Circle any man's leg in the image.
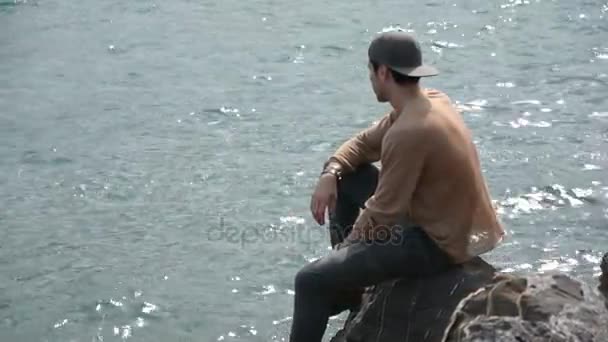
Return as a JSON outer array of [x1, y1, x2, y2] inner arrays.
[[289, 226, 452, 342], [329, 164, 379, 247]]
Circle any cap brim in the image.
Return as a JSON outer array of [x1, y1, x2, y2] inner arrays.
[[391, 64, 439, 77]]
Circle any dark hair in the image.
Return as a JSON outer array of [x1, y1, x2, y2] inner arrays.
[[370, 60, 420, 85]]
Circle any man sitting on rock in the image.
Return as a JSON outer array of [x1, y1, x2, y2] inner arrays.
[[289, 31, 505, 342]]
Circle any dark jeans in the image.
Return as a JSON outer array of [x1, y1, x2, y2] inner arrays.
[[289, 164, 453, 342]]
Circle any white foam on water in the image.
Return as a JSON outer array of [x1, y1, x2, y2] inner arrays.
[[135, 317, 145, 328], [496, 82, 516, 88], [509, 118, 551, 128], [258, 285, 277, 295], [512, 99, 542, 105], [272, 316, 292, 325], [53, 319, 68, 329], [538, 258, 578, 273], [141, 302, 157, 314], [121, 325, 132, 339], [109, 299, 123, 307], [433, 40, 462, 48], [582, 254, 601, 264], [280, 216, 305, 225], [583, 164, 602, 171], [466, 99, 488, 107], [539, 260, 560, 272], [378, 25, 413, 33]]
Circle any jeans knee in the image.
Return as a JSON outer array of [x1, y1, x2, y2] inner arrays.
[[294, 265, 324, 293]]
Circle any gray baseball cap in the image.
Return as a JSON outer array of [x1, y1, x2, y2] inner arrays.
[[368, 31, 439, 77]]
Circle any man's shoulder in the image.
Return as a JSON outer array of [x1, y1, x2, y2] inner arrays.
[[384, 118, 435, 147], [425, 87, 453, 101]]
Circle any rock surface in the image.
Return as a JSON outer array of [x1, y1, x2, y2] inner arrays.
[[600, 252, 608, 298], [330, 257, 496, 342], [443, 272, 608, 342], [331, 254, 608, 342]]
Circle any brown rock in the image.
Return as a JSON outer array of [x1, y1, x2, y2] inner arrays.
[[443, 272, 608, 342], [600, 252, 608, 297]]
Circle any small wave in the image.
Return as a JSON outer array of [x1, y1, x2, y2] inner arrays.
[[378, 25, 414, 33], [202, 106, 241, 123], [252, 75, 272, 81], [500, 0, 530, 9], [456, 99, 488, 112], [581, 253, 601, 264], [217, 325, 259, 340], [496, 82, 516, 88], [592, 47, 608, 60], [114, 325, 132, 339], [583, 164, 602, 171], [84, 292, 159, 340], [53, 319, 68, 329], [502, 252, 605, 278], [321, 45, 351, 52], [141, 302, 157, 314], [272, 316, 292, 325], [509, 117, 552, 128], [500, 263, 532, 273], [511, 99, 542, 106], [202, 106, 240, 115], [432, 40, 462, 49], [426, 21, 458, 35], [256, 284, 277, 296], [538, 258, 578, 273], [467, 99, 489, 107], [279, 216, 305, 225], [495, 184, 598, 217]]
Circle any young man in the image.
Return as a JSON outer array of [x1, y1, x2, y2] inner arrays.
[[289, 31, 505, 342]]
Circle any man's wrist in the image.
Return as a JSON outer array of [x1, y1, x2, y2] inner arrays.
[[321, 160, 343, 180]]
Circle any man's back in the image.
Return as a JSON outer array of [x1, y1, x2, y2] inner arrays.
[[383, 88, 504, 263]]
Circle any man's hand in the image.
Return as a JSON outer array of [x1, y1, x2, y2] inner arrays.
[[310, 173, 338, 225]]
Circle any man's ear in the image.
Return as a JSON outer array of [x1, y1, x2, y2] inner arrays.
[[378, 65, 389, 81]]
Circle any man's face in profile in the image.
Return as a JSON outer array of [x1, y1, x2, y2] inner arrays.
[[368, 62, 388, 103]]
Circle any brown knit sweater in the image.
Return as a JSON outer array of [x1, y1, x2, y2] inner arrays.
[[329, 88, 505, 264]]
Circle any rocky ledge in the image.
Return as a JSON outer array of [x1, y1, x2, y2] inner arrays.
[[331, 253, 608, 342]]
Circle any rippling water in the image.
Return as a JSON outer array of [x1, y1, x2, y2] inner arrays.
[[1, 0, 607, 341]]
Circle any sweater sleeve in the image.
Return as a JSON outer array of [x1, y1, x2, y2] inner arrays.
[[328, 111, 394, 173], [349, 126, 429, 240]]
